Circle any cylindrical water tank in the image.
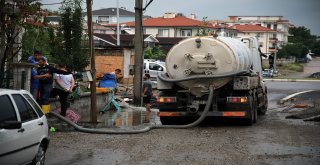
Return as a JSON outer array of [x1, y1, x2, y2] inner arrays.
[[165, 36, 253, 97]]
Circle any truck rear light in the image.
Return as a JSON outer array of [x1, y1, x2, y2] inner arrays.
[[223, 112, 246, 117], [157, 97, 176, 103], [159, 112, 181, 117], [227, 97, 248, 103]]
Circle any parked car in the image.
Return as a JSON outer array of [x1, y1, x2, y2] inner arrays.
[[144, 59, 166, 81], [262, 69, 274, 77], [0, 89, 49, 165], [262, 69, 278, 77]]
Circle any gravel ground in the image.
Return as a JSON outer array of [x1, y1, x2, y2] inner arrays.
[[46, 83, 320, 165]]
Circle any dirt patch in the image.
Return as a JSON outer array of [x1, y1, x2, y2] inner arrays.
[[286, 107, 320, 120]]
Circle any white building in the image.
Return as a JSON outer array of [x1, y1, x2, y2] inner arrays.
[[228, 16, 290, 43], [106, 13, 238, 38], [217, 16, 292, 55], [232, 25, 277, 55]]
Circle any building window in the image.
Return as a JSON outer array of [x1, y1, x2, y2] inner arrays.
[[256, 33, 261, 37], [180, 29, 192, 37], [273, 24, 277, 30], [110, 16, 117, 23], [98, 16, 109, 24], [158, 29, 169, 37], [267, 24, 271, 29]]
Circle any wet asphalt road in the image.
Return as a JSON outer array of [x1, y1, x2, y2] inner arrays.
[[46, 81, 320, 165]]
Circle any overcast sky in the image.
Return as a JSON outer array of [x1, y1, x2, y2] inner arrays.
[[42, 0, 320, 35]]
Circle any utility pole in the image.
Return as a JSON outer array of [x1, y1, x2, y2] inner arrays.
[[274, 39, 278, 71], [116, 0, 120, 46], [133, 0, 143, 106], [86, 0, 97, 123]]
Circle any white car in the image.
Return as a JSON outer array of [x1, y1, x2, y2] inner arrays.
[[0, 89, 49, 165], [144, 59, 166, 81]]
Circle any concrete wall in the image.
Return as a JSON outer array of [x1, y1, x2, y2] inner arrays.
[[50, 91, 114, 122], [10, 63, 34, 91]]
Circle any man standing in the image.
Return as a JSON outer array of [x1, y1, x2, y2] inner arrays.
[[30, 67, 39, 99], [115, 69, 123, 83], [34, 58, 53, 106], [52, 63, 75, 117], [34, 58, 71, 107], [27, 50, 48, 64], [142, 74, 153, 112], [269, 53, 274, 70]]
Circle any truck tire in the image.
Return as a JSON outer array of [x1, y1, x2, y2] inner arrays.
[[258, 94, 268, 115], [244, 95, 256, 126], [253, 94, 258, 123]]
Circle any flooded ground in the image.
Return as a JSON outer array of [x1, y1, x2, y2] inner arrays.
[[46, 81, 320, 165], [90, 109, 160, 128]]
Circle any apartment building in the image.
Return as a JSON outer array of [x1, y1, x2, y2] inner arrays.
[[106, 13, 238, 38], [222, 16, 292, 53], [232, 25, 277, 55], [83, 7, 136, 25]]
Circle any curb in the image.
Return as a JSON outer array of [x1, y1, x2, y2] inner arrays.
[[265, 79, 320, 82], [279, 90, 315, 104]]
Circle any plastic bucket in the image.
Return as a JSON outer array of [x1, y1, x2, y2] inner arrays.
[[42, 104, 51, 114]]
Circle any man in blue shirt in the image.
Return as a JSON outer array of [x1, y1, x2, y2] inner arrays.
[[27, 50, 48, 64], [30, 67, 39, 99]]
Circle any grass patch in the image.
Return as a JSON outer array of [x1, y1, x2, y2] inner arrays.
[[277, 63, 304, 75]]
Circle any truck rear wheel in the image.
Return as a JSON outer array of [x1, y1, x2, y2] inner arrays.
[[258, 94, 268, 115], [244, 94, 257, 126]]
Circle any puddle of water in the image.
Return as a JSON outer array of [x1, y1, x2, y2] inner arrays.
[[80, 109, 160, 128]]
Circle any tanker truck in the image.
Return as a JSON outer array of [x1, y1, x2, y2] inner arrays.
[[156, 36, 268, 125]]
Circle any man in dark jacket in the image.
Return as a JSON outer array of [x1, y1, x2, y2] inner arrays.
[[34, 58, 71, 106], [143, 74, 153, 112]]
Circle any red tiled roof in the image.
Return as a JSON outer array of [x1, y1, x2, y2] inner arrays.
[[106, 16, 214, 28], [232, 25, 275, 32]]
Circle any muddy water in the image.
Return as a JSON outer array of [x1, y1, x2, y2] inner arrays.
[[79, 109, 161, 128]]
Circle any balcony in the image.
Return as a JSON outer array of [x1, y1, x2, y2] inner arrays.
[[269, 47, 277, 52], [269, 38, 278, 43]]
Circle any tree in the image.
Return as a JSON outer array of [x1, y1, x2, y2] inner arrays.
[[311, 40, 320, 55], [54, 0, 89, 71], [277, 43, 308, 58], [277, 26, 319, 58], [288, 26, 316, 45], [144, 46, 165, 60], [0, 0, 40, 87], [196, 16, 210, 36], [21, 25, 51, 62]]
